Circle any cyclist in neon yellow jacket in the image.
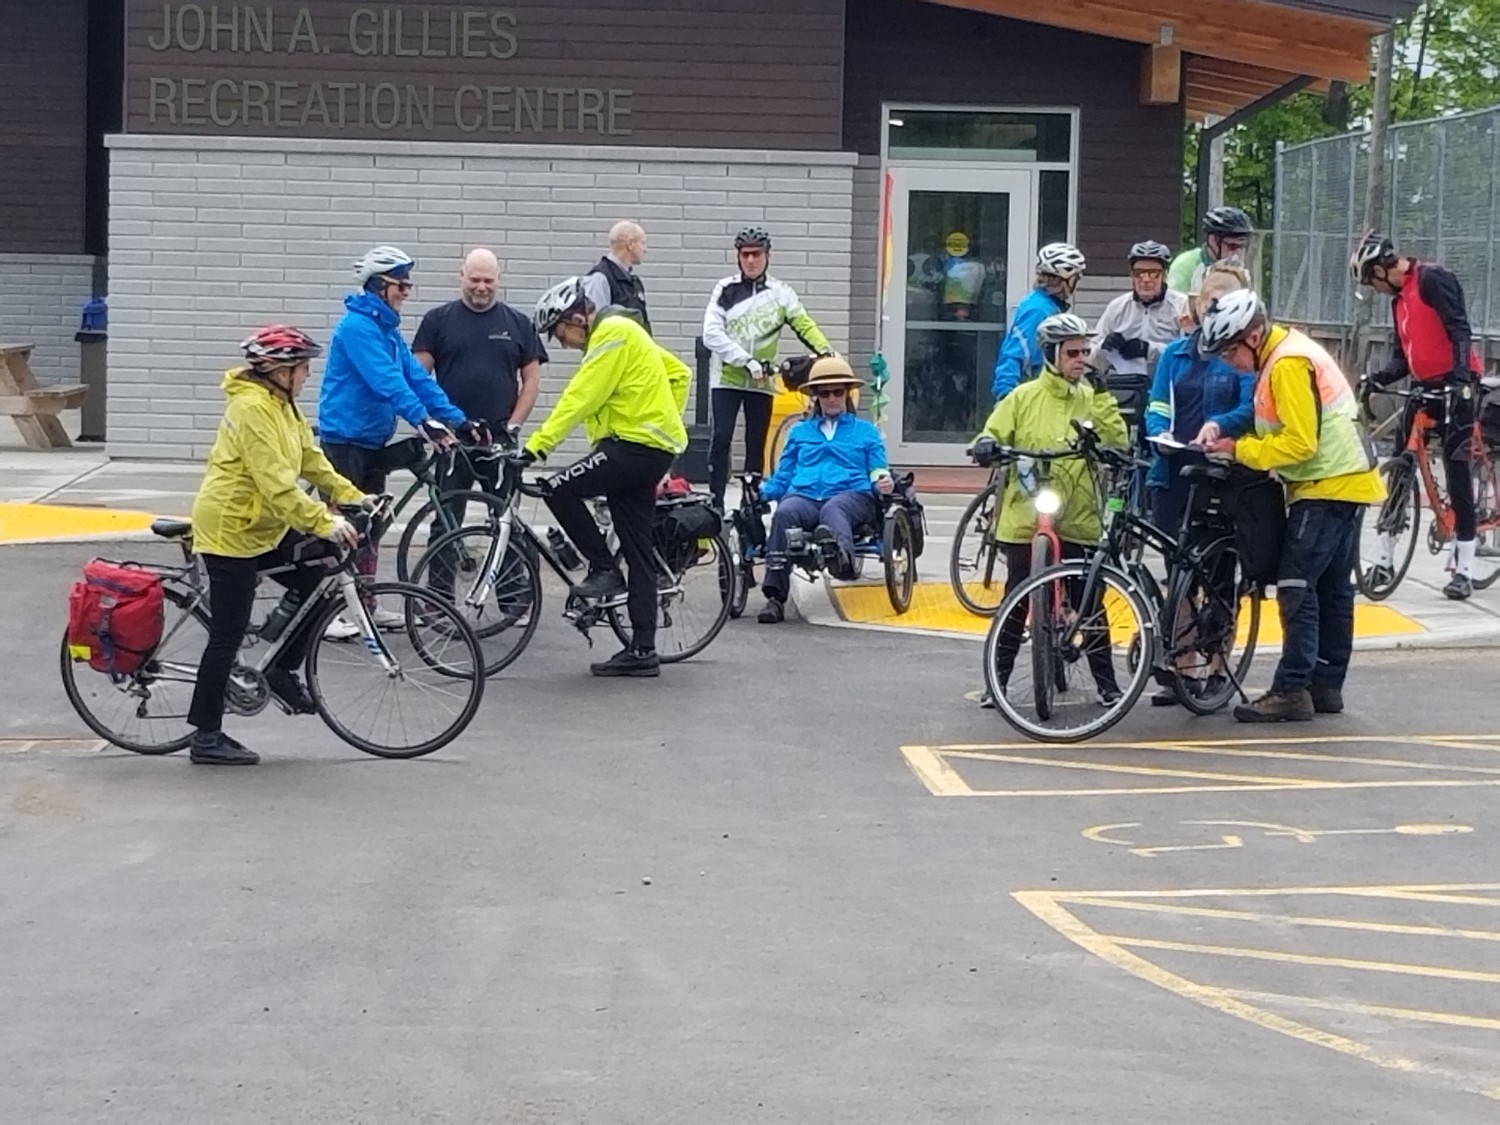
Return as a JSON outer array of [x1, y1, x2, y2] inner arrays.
[[522, 279, 689, 679]]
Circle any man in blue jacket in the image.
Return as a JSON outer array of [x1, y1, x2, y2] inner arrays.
[[756, 356, 893, 624], [318, 245, 471, 630], [992, 243, 1087, 400]]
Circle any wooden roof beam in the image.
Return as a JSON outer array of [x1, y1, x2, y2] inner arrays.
[[923, 0, 1376, 84]]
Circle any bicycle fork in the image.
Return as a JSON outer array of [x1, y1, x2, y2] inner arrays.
[[336, 572, 400, 676]]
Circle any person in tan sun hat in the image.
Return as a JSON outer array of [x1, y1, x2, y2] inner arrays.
[[755, 354, 893, 623]]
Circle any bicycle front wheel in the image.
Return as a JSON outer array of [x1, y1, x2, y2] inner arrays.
[[305, 582, 485, 758], [1356, 459, 1419, 601], [395, 491, 511, 582], [608, 533, 733, 663], [408, 525, 542, 676], [1028, 535, 1057, 721], [59, 586, 209, 754], [725, 520, 752, 620], [1162, 536, 1261, 715], [950, 483, 1006, 616], [983, 561, 1154, 743]]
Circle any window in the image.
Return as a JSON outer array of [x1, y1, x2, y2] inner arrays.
[[887, 110, 1072, 164]]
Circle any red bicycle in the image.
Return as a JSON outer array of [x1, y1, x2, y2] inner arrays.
[[1356, 382, 1500, 600]]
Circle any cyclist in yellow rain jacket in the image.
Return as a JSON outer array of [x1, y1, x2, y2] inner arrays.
[[187, 326, 368, 767], [522, 278, 690, 679], [1200, 291, 1383, 725]]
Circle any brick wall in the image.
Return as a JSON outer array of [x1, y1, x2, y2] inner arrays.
[[103, 134, 856, 460], [0, 253, 97, 384]]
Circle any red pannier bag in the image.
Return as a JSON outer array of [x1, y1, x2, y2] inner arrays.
[[66, 560, 166, 676]]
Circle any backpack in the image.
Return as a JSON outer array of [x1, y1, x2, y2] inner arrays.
[[67, 561, 166, 676]]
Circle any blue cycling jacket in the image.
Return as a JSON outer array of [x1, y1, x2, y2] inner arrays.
[[1144, 332, 1256, 490], [991, 287, 1066, 400], [762, 410, 889, 503], [318, 291, 465, 448]]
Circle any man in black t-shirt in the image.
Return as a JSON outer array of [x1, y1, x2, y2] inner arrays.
[[413, 248, 548, 513]]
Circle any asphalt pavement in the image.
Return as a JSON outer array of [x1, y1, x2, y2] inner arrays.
[[5, 540, 1500, 1122]]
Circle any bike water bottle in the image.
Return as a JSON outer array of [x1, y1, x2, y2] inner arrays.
[[258, 589, 305, 642], [548, 527, 583, 571]]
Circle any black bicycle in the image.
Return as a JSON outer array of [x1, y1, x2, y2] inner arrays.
[[61, 498, 486, 759], [984, 423, 1267, 742], [408, 452, 734, 672]]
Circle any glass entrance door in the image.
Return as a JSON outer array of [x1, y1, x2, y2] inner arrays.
[[886, 167, 1034, 462]]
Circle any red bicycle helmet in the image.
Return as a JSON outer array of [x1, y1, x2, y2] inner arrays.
[[240, 325, 322, 369]]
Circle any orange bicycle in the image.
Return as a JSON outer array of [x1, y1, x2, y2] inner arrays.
[[1356, 382, 1500, 599]]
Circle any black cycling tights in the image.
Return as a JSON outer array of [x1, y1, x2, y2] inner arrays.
[[708, 388, 774, 507], [1403, 393, 1476, 540], [544, 437, 675, 652]]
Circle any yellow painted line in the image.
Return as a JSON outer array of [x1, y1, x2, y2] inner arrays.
[[1224, 990, 1500, 1034], [0, 502, 156, 543], [1058, 895, 1500, 943], [1048, 883, 1500, 900], [899, 745, 974, 796], [939, 749, 1323, 788], [1111, 935, 1500, 986], [909, 733, 1500, 752], [957, 779, 1500, 798], [1013, 890, 1500, 1102], [832, 581, 1424, 640], [953, 742, 1500, 777]]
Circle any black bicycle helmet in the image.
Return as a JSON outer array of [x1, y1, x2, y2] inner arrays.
[[1203, 206, 1253, 237], [734, 225, 772, 251]]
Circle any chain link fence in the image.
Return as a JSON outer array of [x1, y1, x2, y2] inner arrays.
[[1274, 106, 1500, 364]]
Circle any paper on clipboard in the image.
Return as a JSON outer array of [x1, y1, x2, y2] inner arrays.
[[1102, 349, 1147, 376], [1147, 433, 1191, 451]]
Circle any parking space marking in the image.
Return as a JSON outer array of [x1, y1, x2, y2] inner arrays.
[[1082, 819, 1473, 856], [0, 737, 107, 756], [1015, 884, 1500, 1104], [901, 734, 1500, 797]]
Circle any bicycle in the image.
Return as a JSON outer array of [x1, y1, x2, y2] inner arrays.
[[1355, 381, 1500, 600], [983, 423, 1266, 743], [407, 452, 733, 671], [60, 498, 486, 759], [949, 459, 1007, 616]]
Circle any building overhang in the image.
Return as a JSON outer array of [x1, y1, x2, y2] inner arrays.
[[922, 0, 1416, 120]]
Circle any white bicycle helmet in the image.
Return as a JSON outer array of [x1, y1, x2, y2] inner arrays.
[[1128, 240, 1172, 266], [533, 277, 588, 336], [353, 245, 414, 285], [1037, 242, 1087, 281], [1198, 289, 1267, 355], [1350, 230, 1397, 285], [1036, 312, 1090, 348]]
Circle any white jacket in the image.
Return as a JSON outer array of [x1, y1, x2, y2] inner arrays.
[[1089, 289, 1191, 375]]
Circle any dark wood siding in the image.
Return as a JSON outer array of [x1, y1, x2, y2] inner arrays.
[[844, 0, 1183, 263], [0, 0, 89, 253], [124, 0, 844, 150]]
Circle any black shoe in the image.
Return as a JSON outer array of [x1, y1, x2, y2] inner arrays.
[[1309, 683, 1344, 714], [590, 646, 661, 678], [1234, 688, 1315, 723], [1444, 574, 1474, 601], [571, 567, 627, 600], [813, 525, 854, 579], [266, 668, 317, 715], [1150, 688, 1181, 707], [1098, 685, 1124, 706], [757, 598, 785, 624], [189, 731, 260, 766]]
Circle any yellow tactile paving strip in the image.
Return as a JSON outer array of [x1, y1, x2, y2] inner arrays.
[[0, 502, 157, 543], [829, 581, 1424, 642]]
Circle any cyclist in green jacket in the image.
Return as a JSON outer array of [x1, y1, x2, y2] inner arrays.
[[522, 278, 690, 678]]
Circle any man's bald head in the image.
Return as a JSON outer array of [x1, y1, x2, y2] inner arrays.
[[609, 221, 647, 267], [460, 248, 500, 310]]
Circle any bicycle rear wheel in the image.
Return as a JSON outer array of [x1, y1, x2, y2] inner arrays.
[[59, 586, 208, 754], [408, 525, 542, 676], [984, 561, 1154, 743], [305, 582, 484, 758], [608, 533, 733, 663], [1471, 455, 1500, 590], [949, 482, 1006, 616], [1355, 458, 1420, 600], [1162, 537, 1261, 715], [725, 520, 752, 619]]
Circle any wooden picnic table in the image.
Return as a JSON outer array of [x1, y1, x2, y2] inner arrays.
[[0, 343, 88, 449]]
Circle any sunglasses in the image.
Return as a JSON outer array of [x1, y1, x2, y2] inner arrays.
[[1132, 268, 1165, 279], [738, 248, 767, 258], [1061, 346, 1090, 359], [814, 387, 848, 398]]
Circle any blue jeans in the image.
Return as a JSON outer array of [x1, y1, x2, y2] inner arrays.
[[1272, 499, 1363, 694], [763, 491, 880, 601]]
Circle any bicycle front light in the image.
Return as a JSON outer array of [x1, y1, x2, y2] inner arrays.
[[1034, 487, 1063, 517]]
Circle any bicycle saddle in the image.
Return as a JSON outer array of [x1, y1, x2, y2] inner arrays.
[[150, 518, 193, 539]]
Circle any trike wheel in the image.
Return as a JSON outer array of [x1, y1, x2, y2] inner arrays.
[[883, 507, 916, 614]]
